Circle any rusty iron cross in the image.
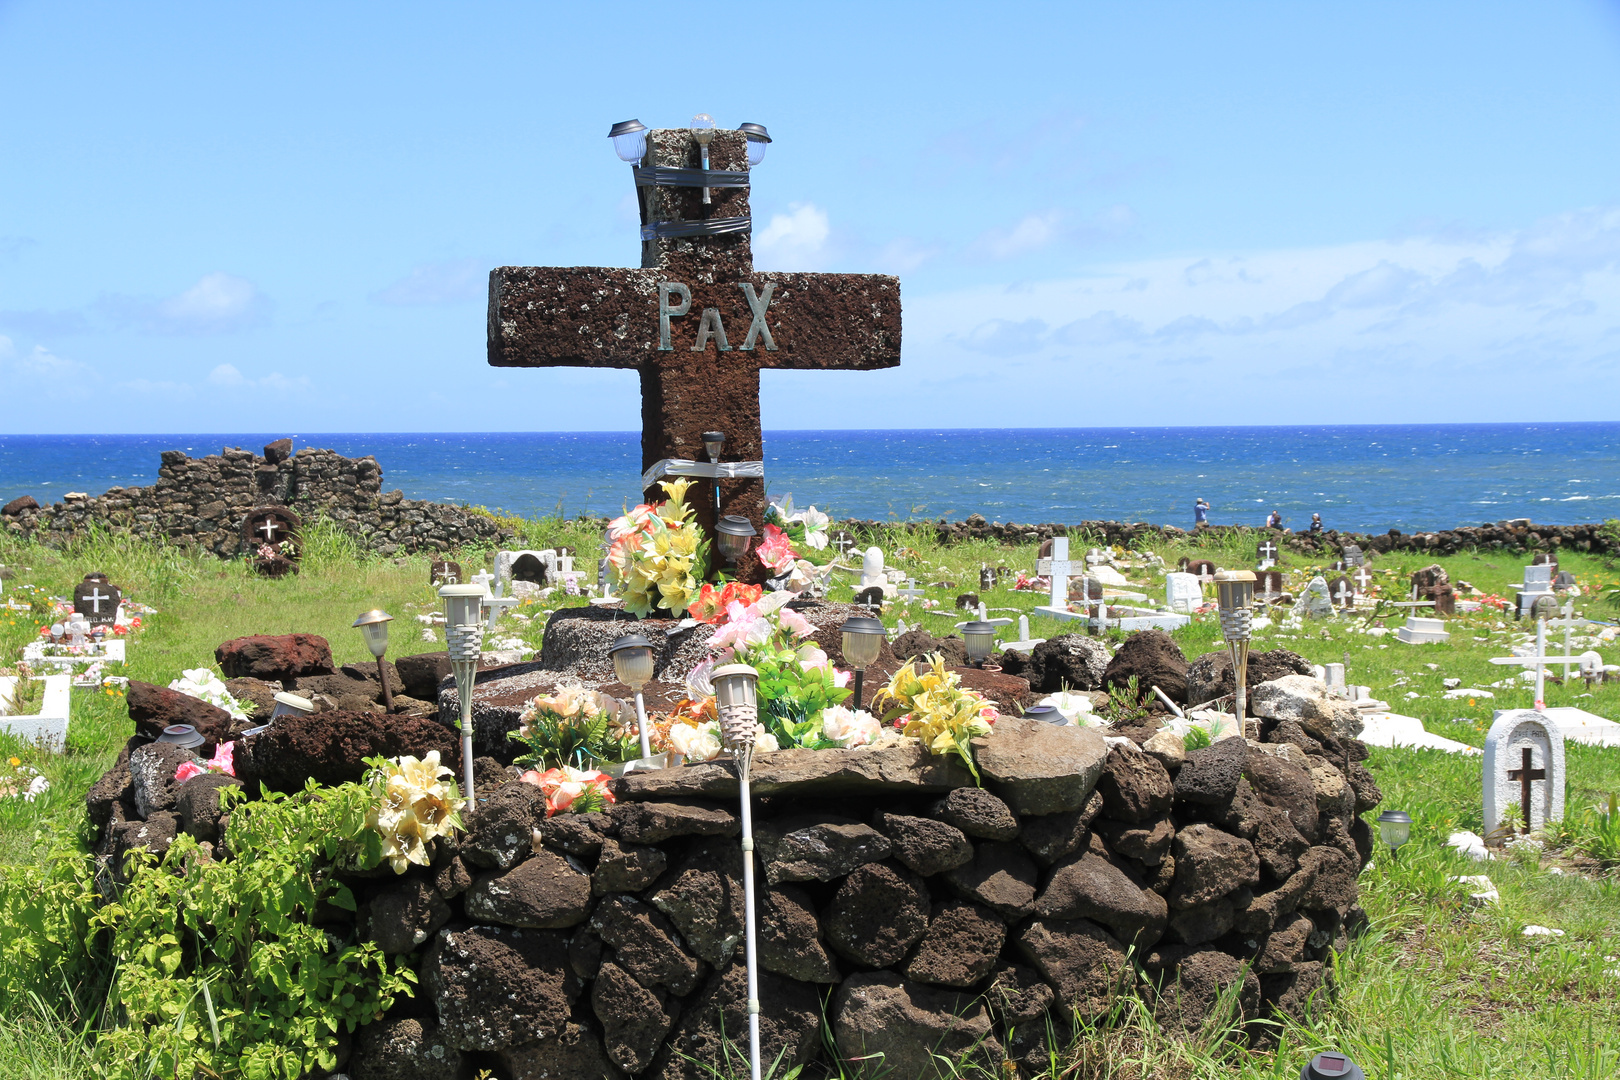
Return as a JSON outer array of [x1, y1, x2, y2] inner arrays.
[[1506, 746, 1546, 833], [486, 127, 902, 582]]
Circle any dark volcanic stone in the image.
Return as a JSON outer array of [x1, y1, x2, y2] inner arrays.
[[648, 837, 746, 966], [903, 900, 1006, 989], [1035, 851, 1167, 948], [593, 839, 667, 894], [1173, 736, 1249, 806], [351, 1017, 468, 1080], [175, 772, 242, 843], [614, 741, 974, 801], [1102, 629, 1189, 703], [1166, 897, 1236, 946], [129, 741, 204, 819], [590, 894, 704, 997], [1185, 647, 1311, 705], [536, 810, 610, 857], [1027, 634, 1111, 692], [497, 1020, 623, 1080], [971, 716, 1109, 816], [1093, 814, 1174, 865], [460, 781, 547, 870], [1262, 960, 1326, 1022], [424, 924, 578, 1052], [648, 958, 823, 1080], [942, 841, 1038, 919], [1255, 912, 1314, 973], [1017, 789, 1103, 865], [875, 811, 974, 876], [366, 877, 452, 955], [1245, 753, 1322, 844], [86, 763, 133, 832], [396, 652, 452, 700], [1150, 947, 1261, 1033], [832, 972, 1001, 1080], [1096, 743, 1174, 823], [237, 710, 458, 793], [112, 811, 180, 872], [262, 437, 293, 463], [1169, 824, 1260, 910], [612, 800, 739, 844], [1014, 918, 1130, 1016], [758, 884, 838, 983], [222, 677, 280, 722], [756, 814, 891, 884], [465, 849, 593, 929], [215, 632, 334, 681], [1, 495, 39, 516], [126, 680, 238, 743], [826, 862, 931, 967], [930, 787, 1020, 840], [593, 961, 677, 1074]]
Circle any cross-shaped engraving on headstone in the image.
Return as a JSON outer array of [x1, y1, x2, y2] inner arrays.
[[1047, 537, 1074, 610], [1331, 579, 1354, 607], [1505, 746, 1545, 834], [487, 125, 901, 584], [258, 518, 280, 543], [1353, 566, 1373, 593], [83, 588, 108, 614]]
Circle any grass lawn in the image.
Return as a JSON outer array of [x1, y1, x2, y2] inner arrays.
[[1, 519, 1617, 1078]]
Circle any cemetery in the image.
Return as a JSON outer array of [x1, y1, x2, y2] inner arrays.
[[1, 120, 1618, 1080]]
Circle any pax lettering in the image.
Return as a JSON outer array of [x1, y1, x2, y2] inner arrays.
[[657, 281, 778, 353]]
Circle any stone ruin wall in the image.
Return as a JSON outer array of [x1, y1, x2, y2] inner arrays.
[[1, 440, 510, 557]]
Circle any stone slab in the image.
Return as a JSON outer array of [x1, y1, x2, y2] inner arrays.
[[0, 673, 71, 749], [1357, 712, 1480, 756], [614, 743, 974, 801]]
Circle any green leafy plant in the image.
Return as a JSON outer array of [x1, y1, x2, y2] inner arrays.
[[509, 683, 639, 770], [1182, 725, 1213, 752], [0, 830, 100, 1014], [754, 648, 852, 749], [1102, 675, 1153, 727], [90, 781, 416, 1080]]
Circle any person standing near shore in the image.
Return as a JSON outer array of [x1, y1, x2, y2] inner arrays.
[[1194, 498, 1209, 527], [1310, 513, 1323, 533]]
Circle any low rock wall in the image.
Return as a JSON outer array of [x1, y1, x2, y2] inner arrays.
[[91, 695, 1379, 1080], [1, 440, 510, 557]]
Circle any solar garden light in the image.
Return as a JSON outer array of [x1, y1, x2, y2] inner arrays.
[[738, 122, 772, 167], [1300, 1051, 1364, 1080], [710, 663, 765, 1080], [440, 583, 486, 798], [703, 430, 726, 516], [690, 113, 717, 203], [716, 514, 757, 568], [270, 692, 315, 720], [1376, 809, 1413, 860], [1023, 704, 1065, 725], [608, 119, 648, 164], [839, 616, 886, 711], [352, 609, 395, 712], [609, 633, 663, 771], [962, 620, 997, 668], [1214, 569, 1257, 725]]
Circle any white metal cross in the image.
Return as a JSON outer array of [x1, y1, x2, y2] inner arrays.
[[897, 577, 926, 601], [258, 518, 280, 542], [834, 534, 855, 557], [1353, 566, 1373, 592], [471, 569, 495, 597], [83, 587, 108, 613], [1047, 537, 1073, 609], [1488, 617, 1587, 711], [1258, 540, 1277, 562]]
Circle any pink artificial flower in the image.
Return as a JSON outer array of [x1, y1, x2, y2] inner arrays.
[[210, 740, 237, 776], [832, 668, 852, 689], [777, 605, 815, 640], [710, 613, 770, 652], [979, 706, 999, 724], [757, 524, 796, 574], [174, 761, 207, 783], [608, 504, 656, 541]]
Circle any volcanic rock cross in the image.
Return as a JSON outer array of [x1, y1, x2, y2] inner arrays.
[[487, 124, 901, 583]]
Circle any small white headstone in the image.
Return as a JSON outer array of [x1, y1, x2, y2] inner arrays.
[[1047, 538, 1073, 609], [1484, 709, 1564, 839], [1165, 572, 1201, 614], [1018, 614, 1030, 640], [1396, 616, 1450, 644], [860, 547, 885, 590], [1324, 662, 1345, 687]]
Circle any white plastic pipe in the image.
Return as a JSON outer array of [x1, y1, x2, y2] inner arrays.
[[738, 746, 762, 1080]]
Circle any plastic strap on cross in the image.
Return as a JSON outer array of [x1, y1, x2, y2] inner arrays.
[[640, 216, 752, 241], [634, 166, 750, 189]]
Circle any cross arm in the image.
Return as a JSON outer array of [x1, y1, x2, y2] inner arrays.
[[488, 267, 662, 369]]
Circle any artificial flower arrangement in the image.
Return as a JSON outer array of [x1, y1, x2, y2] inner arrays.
[[520, 765, 615, 816], [872, 655, 998, 782], [510, 680, 640, 771], [607, 477, 710, 618], [169, 667, 249, 720], [362, 751, 465, 874], [764, 494, 831, 551], [175, 741, 237, 784]]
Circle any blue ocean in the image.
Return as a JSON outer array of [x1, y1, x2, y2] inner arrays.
[[1, 424, 1617, 533]]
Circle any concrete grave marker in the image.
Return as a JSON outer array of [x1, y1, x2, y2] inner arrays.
[[1254, 570, 1285, 605], [1185, 559, 1217, 584], [72, 575, 121, 628], [431, 559, 464, 587], [1165, 572, 1202, 614], [1352, 565, 1373, 594], [1256, 539, 1278, 567], [1484, 709, 1564, 838], [1341, 544, 1364, 568], [487, 125, 900, 584], [1329, 576, 1356, 609]]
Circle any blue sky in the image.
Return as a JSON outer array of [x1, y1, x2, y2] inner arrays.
[[2, 2, 1619, 433]]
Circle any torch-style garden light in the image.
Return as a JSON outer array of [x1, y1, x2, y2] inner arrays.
[[839, 616, 885, 711], [440, 584, 486, 799], [962, 621, 997, 667], [352, 609, 395, 712], [609, 633, 662, 770], [738, 122, 772, 167], [711, 663, 764, 1080], [1376, 809, 1413, 860], [716, 515, 757, 568], [1300, 1051, 1365, 1080], [1214, 570, 1257, 725], [607, 119, 648, 163]]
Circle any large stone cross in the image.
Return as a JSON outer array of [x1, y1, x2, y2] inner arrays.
[[487, 126, 902, 582]]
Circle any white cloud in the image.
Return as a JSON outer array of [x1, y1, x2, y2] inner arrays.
[[977, 212, 1063, 260], [753, 203, 830, 270], [0, 334, 11, 359], [205, 362, 308, 393], [372, 258, 486, 306], [207, 363, 246, 387], [151, 272, 266, 331]]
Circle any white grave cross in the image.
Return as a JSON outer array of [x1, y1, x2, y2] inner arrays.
[[1257, 540, 1277, 566], [1047, 537, 1074, 610], [1352, 566, 1373, 593], [84, 587, 109, 614], [1331, 579, 1353, 607], [258, 519, 280, 543], [1488, 617, 1587, 711]]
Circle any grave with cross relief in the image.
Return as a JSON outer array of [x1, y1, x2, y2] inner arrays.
[[73, 574, 122, 628], [1483, 709, 1564, 839], [487, 120, 900, 586]]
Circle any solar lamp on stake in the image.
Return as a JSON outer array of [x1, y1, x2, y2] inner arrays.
[[690, 113, 716, 203], [962, 620, 997, 668], [439, 584, 486, 799], [352, 609, 395, 712], [609, 633, 663, 772], [1376, 809, 1412, 861], [1300, 1051, 1364, 1080], [711, 663, 764, 1080], [1214, 570, 1256, 726], [738, 122, 772, 166], [703, 430, 725, 518], [716, 515, 757, 570], [839, 616, 885, 711]]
